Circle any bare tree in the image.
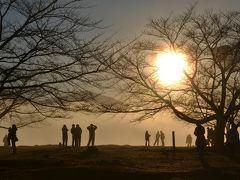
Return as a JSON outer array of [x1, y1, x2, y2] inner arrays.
[[0, 0, 112, 128], [106, 8, 240, 149]]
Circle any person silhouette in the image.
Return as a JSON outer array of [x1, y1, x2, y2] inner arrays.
[[194, 122, 206, 155], [75, 124, 82, 147], [186, 134, 192, 147], [211, 126, 216, 147], [160, 130, 165, 147], [71, 124, 76, 147], [3, 134, 9, 147], [8, 124, 18, 154], [153, 131, 160, 146], [62, 124, 68, 147], [226, 123, 239, 156], [145, 130, 151, 146], [87, 124, 97, 147], [7, 127, 11, 146], [206, 127, 210, 147]]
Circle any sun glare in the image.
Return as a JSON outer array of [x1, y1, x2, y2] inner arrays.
[[156, 51, 187, 86]]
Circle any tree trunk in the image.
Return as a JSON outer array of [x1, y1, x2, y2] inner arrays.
[[215, 117, 226, 150]]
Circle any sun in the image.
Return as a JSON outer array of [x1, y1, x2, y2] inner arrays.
[[155, 50, 187, 86]]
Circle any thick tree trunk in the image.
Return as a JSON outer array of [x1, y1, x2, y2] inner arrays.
[[215, 117, 226, 150]]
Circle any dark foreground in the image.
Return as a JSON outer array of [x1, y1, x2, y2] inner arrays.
[[0, 145, 239, 180]]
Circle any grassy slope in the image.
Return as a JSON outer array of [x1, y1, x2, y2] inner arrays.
[[0, 145, 239, 179]]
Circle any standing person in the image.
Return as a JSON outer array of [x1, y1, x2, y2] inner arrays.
[[226, 123, 239, 157], [71, 124, 76, 147], [145, 130, 151, 146], [8, 124, 18, 154], [7, 127, 12, 146], [194, 122, 206, 155], [206, 127, 210, 146], [160, 130, 165, 147], [186, 134, 192, 147], [211, 126, 216, 147], [153, 131, 160, 146], [208, 127, 214, 146], [75, 124, 82, 147], [87, 124, 97, 147], [62, 125, 68, 147], [3, 134, 9, 147]]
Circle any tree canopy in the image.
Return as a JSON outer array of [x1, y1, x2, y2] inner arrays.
[[106, 8, 240, 149], [0, 0, 111, 127]]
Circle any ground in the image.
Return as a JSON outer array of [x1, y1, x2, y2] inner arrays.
[[0, 145, 239, 180]]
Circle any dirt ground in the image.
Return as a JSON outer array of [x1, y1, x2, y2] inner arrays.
[[0, 145, 239, 180]]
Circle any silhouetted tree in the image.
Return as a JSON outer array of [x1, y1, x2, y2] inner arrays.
[[0, 0, 112, 127], [105, 7, 240, 150]]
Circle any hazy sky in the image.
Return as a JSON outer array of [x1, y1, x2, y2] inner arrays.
[[1, 0, 240, 147], [88, 0, 240, 39]]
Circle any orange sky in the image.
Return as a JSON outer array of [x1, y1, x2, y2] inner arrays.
[[1, 0, 240, 147], [1, 112, 196, 147]]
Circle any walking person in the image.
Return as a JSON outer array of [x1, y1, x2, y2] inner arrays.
[[62, 124, 68, 147], [8, 124, 18, 154], [153, 131, 160, 146], [71, 124, 76, 147], [145, 130, 151, 146], [160, 130, 165, 147], [75, 124, 82, 147], [87, 124, 97, 147], [194, 122, 206, 156]]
